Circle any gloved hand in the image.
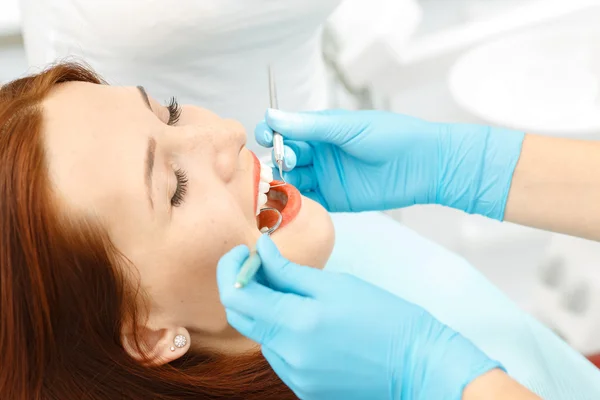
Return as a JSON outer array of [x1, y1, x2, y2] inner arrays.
[[255, 109, 524, 220], [217, 235, 504, 399]]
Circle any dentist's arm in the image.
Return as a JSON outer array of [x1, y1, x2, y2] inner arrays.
[[217, 236, 539, 400], [505, 134, 600, 241], [464, 369, 540, 400], [255, 109, 524, 219], [257, 109, 600, 241]]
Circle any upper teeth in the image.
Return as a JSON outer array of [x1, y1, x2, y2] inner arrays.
[[257, 161, 273, 215]]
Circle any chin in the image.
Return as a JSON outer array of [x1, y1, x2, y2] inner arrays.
[[271, 195, 334, 270]]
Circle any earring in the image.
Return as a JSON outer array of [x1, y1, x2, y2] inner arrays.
[[170, 334, 188, 351]]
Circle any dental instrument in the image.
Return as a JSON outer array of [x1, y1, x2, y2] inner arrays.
[[234, 207, 283, 288], [268, 65, 286, 184]]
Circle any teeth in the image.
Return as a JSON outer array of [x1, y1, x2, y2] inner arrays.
[[256, 192, 268, 215], [259, 181, 270, 194], [260, 162, 273, 183], [258, 192, 267, 206], [256, 162, 274, 215]]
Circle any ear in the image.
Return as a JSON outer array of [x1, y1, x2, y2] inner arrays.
[[122, 325, 191, 366]]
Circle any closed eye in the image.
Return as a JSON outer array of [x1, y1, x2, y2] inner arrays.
[[171, 168, 188, 207]]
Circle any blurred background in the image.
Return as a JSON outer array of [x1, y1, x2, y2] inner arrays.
[[2, 0, 600, 364]]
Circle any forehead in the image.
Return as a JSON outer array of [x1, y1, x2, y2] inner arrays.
[[42, 82, 161, 228]]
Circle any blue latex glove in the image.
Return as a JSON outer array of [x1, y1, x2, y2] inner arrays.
[[255, 109, 524, 220], [217, 235, 504, 399]]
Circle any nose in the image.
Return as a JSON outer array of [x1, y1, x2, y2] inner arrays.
[[209, 119, 246, 175], [213, 119, 246, 182], [177, 106, 247, 180], [220, 118, 247, 154]]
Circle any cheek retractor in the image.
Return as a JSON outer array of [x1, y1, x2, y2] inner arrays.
[[234, 207, 282, 289]]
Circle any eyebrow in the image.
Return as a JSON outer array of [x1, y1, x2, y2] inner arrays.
[[137, 85, 152, 111], [145, 137, 157, 210], [136, 86, 157, 210]]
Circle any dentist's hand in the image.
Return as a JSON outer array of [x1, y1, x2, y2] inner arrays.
[[255, 109, 524, 220], [217, 235, 503, 400]]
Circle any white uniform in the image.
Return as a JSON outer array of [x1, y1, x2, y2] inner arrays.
[[19, 0, 341, 154]]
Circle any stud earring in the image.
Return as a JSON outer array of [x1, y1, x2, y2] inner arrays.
[[170, 334, 188, 352]]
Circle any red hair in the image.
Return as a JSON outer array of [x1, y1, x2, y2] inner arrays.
[[0, 63, 295, 399]]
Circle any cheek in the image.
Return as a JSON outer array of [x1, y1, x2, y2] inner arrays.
[[173, 190, 257, 273], [150, 170, 259, 297], [155, 209, 252, 308]]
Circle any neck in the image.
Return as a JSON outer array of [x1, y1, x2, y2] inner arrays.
[[189, 325, 258, 354]]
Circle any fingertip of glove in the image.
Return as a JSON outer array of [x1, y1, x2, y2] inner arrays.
[[266, 108, 295, 131], [266, 108, 284, 120], [283, 146, 296, 171], [254, 121, 273, 146], [256, 234, 278, 255], [216, 245, 250, 301], [217, 245, 250, 270], [232, 243, 251, 256]]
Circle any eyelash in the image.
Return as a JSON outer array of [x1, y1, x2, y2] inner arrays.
[[165, 96, 186, 206], [166, 97, 182, 126], [171, 168, 188, 207]]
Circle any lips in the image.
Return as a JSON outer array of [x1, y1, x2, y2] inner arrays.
[[250, 151, 301, 232], [252, 151, 261, 212]]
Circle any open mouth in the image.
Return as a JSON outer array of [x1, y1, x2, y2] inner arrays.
[[252, 152, 301, 232], [257, 181, 301, 232]]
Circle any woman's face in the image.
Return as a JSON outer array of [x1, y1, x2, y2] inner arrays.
[[42, 82, 334, 355]]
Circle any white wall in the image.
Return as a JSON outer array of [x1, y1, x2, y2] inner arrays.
[[0, 0, 26, 83]]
